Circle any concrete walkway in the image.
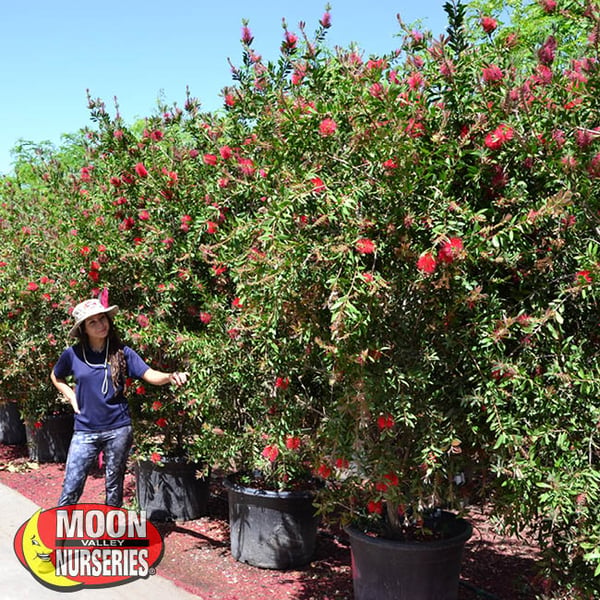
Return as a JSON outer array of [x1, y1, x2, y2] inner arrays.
[[0, 482, 202, 599]]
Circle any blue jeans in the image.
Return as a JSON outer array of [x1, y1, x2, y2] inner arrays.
[[58, 425, 133, 507]]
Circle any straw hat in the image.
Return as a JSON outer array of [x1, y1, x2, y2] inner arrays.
[[69, 299, 118, 338]]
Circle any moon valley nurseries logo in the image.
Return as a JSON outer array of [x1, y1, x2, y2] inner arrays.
[[13, 503, 164, 591]]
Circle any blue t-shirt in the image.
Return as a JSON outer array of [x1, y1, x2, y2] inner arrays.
[[52, 344, 150, 432]]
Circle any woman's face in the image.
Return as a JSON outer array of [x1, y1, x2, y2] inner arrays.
[[83, 313, 110, 344]]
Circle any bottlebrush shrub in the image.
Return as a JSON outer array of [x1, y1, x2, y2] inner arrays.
[[209, 2, 600, 595], [1, 1, 599, 596]]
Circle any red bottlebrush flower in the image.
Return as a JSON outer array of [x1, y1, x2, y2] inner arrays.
[[238, 157, 256, 176], [114, 129, 124, 139], [406, 118, 425, 138], [88, 270, 100, 282], [27, 282, 39, 291], [137, 314, 150, 328], [369, 82, 385, 98], [575, 270, 592, 283], [241, 25, 253, 45], [438, 237, 464, 264], [150, 452, 162, 464], [138, 210, 150, 221], [224, 93, 236, 107], [538, 36, 557, 66], [163, 169, 178, 185], [275, 376, 290, 390], [151, 400, 163, 410], [532, 64, 553, 85], [262, 444, 279, 462], [410, 29, 424, 45], [482, 64, 504, 83], [367, 500, 383, 514], [588, 152, 600, 178], [362, 272, 375, 283], [311, 176, 326, 193], [150, 129, 163, 141], [540, 0, 557, 13], [366, 58, 387, 71], [282, 30, 298, 52], [335, 457, 349, 469], [206, 221, 219, 234], [189, 148, 199, 158], [285, 436, 301, 450], [417, 252, 437, 274], [232, 297, 243, 309], [110, 176, 122, 187], [480, 16, 498, 34], [180, 214, 192, 232], [203, 153, 218, 166], [375, 481, 388, 492], [407, 71, 423, 90], [134, 163, 148, 178], [484, 124, 515, 150], [212, 264, 227, 276], [377, 413, 395, 430], [34, 421, 43, 429], [219, 145, 233, 160], [135, 385, 146, 395], [491, 365, 515, 381], [291, 66, 306, 85], [319, 118, 337, 137], [227, 328, 240, 339], [156, 417, 167, 428], [356, 238, 376, 254], [120, 217, 136, 232], [383, 159, 397, 170], [383, 472, 399, 486], [575, 129, 595, 149], [199, 312, 212, 324], [319, 12, 331, 28], [317, 464, 332, 479]]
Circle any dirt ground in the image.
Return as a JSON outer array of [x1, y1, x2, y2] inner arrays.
[[0, 443, 541, 599]]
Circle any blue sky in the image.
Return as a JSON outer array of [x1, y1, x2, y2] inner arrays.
[[0, 1, 450, 175]]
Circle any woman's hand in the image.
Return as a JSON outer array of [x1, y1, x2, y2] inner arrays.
[[169, 371, 189, 387], [50, 371, 80, 413]]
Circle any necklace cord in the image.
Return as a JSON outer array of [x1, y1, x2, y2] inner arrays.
[[82, 342, 110, 395]]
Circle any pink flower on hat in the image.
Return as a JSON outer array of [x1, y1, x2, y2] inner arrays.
[[69, 298, 118, 338]]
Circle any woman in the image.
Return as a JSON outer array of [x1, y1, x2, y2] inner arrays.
[[50, 297, 188, 507]]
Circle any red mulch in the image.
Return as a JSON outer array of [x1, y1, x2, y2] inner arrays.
[[0, 443, 541, 599]]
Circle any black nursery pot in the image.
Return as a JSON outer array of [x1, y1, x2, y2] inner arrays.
[[135, 458, 210, 522], [0, 400, 26, 445], [223, 474, 321, 570], [346, 512, 473, 600], [26, 413, 74, 463]]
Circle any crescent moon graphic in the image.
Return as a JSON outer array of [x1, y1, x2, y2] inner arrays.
[[20, 509, 81, 590]]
